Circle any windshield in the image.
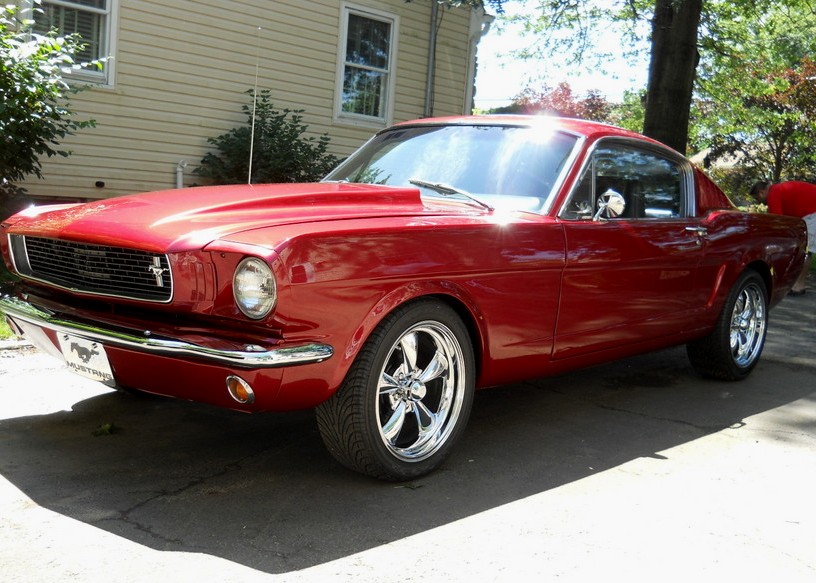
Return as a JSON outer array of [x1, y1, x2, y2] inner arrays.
[[324, 124, 580, 213]]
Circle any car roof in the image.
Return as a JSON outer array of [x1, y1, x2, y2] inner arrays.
[[392, 115, 667, 150]]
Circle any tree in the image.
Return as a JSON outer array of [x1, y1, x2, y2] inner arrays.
[[504, 0, 707, 151], [502, 0, 816, 154], [0, 2, 95, 208], [495, 81, 613, 121], [609, 89, 647, 132], [422, 0, 507, 12], [696, 58, 816, 185], [642, 0, 702, 152], [691, 3, 816, 190]]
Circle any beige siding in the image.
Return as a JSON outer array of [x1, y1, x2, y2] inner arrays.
[[21, 0, 485, 200]]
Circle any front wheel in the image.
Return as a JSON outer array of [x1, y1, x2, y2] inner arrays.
[[316, 300, 475, 480], [687, 270, 768, 381]]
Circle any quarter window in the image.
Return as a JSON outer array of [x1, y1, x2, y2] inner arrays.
[[30, 0, 115, 84], [337, 5, 396, 124]]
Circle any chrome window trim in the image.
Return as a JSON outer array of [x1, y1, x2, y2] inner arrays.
[[540, 131, 587, 215], [324, 122, 588, 216], [556, 136, 696, 220]]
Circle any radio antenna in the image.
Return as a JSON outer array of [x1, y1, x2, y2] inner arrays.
[[248, 26, 262, 185]]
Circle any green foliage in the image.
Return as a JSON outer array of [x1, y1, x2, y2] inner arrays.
[[195, 90, 340, 184], [609, 89, 646, 132], [504, 1, 650, 72], [704, 165, 764, 206], [0, 2, 96, 198], [0, 258, 18, 339], [409, 0, 507, 13], [693, 0, 816, 184], [92, 422, 121, 437], [0, 316, 12, 340], [501, 1, 816, 151]]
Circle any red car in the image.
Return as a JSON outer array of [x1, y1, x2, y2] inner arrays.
[[0, 116, 807, 480]]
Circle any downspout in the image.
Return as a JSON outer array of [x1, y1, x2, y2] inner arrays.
[[175, 160, 187, 189], [424, 2, 439, 118]]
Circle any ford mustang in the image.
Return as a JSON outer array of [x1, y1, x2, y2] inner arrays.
[[0, 116, 807, 480]]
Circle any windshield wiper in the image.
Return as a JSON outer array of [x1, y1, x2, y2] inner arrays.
[[409, 179, 494, 212]]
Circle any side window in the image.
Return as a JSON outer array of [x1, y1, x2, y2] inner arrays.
[[560, 143, 686, 220], [29, 0, 117, 85], [335, 4, 397, 126]]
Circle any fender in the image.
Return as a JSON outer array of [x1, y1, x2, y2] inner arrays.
[[699, 211, 805, 313], [323, 279, 488, 394]]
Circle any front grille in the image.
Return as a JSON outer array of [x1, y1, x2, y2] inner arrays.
[[14, 236, 172, 302]]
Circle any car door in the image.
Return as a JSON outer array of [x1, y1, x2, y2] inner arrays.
[[553, 140, 705, 360]]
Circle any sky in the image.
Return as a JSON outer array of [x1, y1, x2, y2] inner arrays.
[[473, 1, 650, 110]]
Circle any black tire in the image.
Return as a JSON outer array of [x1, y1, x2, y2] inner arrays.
[[315, 299, 475, 481], [687, 270, 768, 381]]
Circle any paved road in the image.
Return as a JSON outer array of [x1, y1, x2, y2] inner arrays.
[[1, 289, 815, 582]]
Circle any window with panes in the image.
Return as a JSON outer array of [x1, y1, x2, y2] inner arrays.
[[339, 8, 394, 121], [30, 0, 113, 83]]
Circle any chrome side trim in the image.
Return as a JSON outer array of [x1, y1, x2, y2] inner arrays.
[[0, 294, 333, 369]]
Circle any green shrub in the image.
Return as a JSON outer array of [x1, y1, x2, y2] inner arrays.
[[195, 90, 340, 185], [705, 165, 764, 207]]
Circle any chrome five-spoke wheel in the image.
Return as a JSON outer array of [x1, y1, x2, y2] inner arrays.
[[376, 321, 467, 462], [729, 281, 766, 368], [316, 300, 475, 480], [687, 269, 768, 380]]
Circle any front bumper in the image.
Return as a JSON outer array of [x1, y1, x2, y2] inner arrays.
[[0, 294, 333, 368]]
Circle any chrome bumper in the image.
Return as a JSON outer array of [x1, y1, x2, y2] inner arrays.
[[0, 294, 333, 368]]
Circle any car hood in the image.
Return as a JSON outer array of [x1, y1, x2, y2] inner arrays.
[[6, 183, 474, 252]]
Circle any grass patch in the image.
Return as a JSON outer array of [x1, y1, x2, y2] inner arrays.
[[0, 262, 17, 340], [0, 315, 12, 340]]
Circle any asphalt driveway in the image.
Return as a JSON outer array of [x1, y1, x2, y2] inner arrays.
[[1, 288, 815, 582]]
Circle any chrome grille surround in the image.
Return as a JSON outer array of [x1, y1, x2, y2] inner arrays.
[[9, 235, 173, 303]]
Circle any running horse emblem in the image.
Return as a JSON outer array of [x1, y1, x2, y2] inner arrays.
[[147, 256, 168, 287]]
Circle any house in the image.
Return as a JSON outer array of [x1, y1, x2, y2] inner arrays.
[[20, 0, 494, 202]]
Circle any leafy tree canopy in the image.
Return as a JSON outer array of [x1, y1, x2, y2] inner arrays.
[[495, 81, 613, 122], [499, 0, 816, 160], [429, 0, 508, 13], [1, 1, 96, 200], [693, 2, 816, 191]]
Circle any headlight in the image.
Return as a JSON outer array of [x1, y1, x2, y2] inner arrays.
[[233, 257, 277, 319]]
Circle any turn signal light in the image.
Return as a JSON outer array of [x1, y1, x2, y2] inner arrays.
[[226, 375, 255, 404]]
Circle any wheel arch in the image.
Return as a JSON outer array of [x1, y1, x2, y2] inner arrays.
[[332, 282, 488, 391], [744, 260, 772, 300], [428, 293, 485, 380], [710, 258, 772, 315]]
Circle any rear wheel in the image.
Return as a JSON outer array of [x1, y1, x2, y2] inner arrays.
[[316, 300, 475, 481], [687, 270, 768, 380]]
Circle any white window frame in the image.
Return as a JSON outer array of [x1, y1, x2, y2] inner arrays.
[[334, 3, 398, 128], [23, 0, 118, 87]]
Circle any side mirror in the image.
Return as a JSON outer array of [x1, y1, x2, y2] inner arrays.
[[593, 189, 626, 221]]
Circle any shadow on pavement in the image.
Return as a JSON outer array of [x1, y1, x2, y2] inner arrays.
[[1, 289, 814, 574]]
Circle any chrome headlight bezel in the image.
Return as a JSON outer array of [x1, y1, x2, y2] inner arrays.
[[232, 257, 277, 320]]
